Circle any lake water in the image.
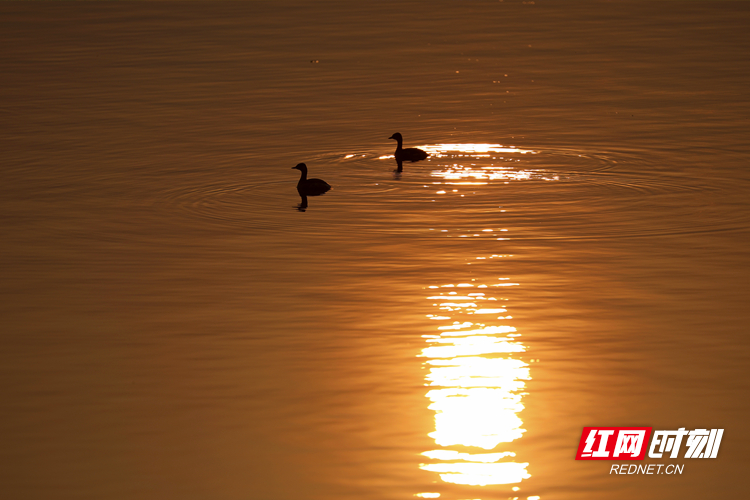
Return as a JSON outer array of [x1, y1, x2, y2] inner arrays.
[[1, 1, 749, 499]]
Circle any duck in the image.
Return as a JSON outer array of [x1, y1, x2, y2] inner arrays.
[[292, 163, 331, 196], [389, 132, 428, 172]]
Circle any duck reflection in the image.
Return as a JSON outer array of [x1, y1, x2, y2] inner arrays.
[[419, 282, 531, 486], [292, 162, 331, 212], [296, 194, 309, 212]]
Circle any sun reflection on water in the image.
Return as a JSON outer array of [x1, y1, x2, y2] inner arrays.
[[420, 143, 557, 186], [423, 144, 536, 155], [379, 142, 548, 183], [419, 280, 531, 487], [412, 143, 543, 491]]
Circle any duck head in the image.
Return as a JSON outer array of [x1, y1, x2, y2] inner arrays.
[[292, 163, 307, 171], [388, 133, 403, 141]]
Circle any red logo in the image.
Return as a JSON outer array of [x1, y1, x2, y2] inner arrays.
[[575, 427, 653, 460]]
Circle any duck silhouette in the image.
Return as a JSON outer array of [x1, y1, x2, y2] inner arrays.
[[292, 163, 331, 196], [292, 163, 330, 211], [389, 132, 428, 172]]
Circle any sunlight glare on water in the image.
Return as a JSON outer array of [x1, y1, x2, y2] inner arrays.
[[419, 281, 531, 486], [422, 143, 562, 186]]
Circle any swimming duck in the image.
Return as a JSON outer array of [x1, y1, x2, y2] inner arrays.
[[389, 132, 428, 172], [292, 163, 331, 196]]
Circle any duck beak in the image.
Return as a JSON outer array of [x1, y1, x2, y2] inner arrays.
[[388, 135, 395, 140]]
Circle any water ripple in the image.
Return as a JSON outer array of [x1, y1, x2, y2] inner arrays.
[[152, 143, 749, 240]]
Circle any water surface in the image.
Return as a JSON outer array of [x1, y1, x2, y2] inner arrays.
[[1, 2, 749, 499]]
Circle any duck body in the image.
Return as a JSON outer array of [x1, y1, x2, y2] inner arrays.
[[292, 163, 331, 196], [389, 132, 428, 172]]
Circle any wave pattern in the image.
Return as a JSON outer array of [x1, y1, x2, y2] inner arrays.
[[151, 143, 749, 240]]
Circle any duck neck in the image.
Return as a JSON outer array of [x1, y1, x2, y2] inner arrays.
[[394, 138, 403, 151], [297, 168, 308, 182]]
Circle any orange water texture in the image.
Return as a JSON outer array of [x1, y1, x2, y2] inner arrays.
[[1, 2, 749, 500]]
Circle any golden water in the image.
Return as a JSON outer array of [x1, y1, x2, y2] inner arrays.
[[1, 2, 749, 499]]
